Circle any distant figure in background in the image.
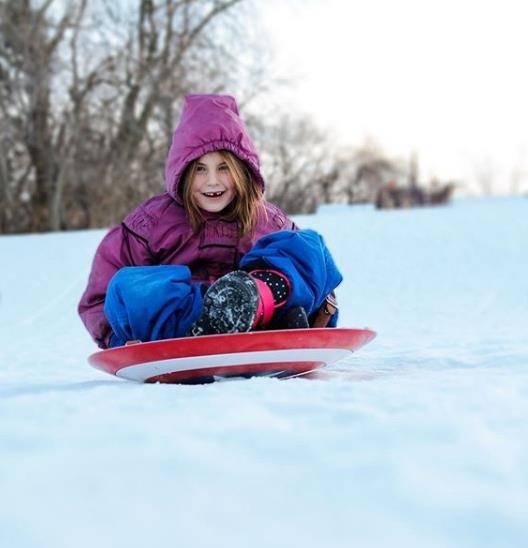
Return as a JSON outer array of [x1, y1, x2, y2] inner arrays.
[[375, 180, 455, 209], [375, 180, 401, 209], [78, 94, 341, 348], [409, 180, 426, 206], [429, 182, 456, 205]]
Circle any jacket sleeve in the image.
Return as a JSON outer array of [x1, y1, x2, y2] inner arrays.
[[78, 224, 153, 348]]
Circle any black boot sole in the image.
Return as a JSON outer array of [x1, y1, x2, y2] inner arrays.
[[187, 271, 259, 336]]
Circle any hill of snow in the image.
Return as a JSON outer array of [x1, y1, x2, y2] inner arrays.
[[1, 197, 527, 547]]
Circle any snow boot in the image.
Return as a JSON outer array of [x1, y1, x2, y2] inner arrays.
[[187, 269, 291, 336], [274, 305, 310, 329]]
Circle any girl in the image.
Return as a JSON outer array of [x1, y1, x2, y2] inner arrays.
[[78, 94, 341, 348]]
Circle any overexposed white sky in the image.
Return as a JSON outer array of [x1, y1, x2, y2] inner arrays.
[[257, 0, 528, 193]]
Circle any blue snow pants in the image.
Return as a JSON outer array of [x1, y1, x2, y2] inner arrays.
[[104, 229, 342, 347]]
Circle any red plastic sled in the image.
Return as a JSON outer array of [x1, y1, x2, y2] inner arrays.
[[88, 328, 376, 384]]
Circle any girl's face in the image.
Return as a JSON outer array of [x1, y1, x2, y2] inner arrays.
[[191, 152, 236, 213]]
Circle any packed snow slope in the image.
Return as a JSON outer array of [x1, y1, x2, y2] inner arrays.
[[1, 197, 527, 548]]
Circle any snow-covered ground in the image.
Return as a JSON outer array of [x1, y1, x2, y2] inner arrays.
[[1, 197, 527, 548]]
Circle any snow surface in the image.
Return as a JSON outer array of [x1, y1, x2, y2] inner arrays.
[[1, 197, 527, 548]]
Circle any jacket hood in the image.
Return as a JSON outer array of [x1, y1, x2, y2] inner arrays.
[[164, 94, 265, 202]]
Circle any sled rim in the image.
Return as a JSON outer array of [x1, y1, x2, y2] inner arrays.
[[88, 328, 376, 383]]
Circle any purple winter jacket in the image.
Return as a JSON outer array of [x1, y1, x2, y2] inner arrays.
[[78, 94, 296, 348]]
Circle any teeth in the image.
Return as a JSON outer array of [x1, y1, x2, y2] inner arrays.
[[204, 191, 224, 197]]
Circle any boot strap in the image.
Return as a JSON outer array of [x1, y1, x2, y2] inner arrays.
[[252, 278, 275, 328]]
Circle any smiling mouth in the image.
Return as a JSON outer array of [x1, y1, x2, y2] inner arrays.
[[202, 191, 225, 198]]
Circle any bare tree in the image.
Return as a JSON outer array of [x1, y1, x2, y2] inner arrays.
[[245, 112, 337, 214], [0, 0, 260, 233], [0, 0, 76, 231], [509, 148, 528, 195], [332, 139, 404, 204], [473, 156, 496, 196]]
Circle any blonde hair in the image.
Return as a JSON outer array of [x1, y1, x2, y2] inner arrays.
[[182, 150, 264, 236]]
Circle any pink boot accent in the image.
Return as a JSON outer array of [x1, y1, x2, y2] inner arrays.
[[251, 278, 275, 328]]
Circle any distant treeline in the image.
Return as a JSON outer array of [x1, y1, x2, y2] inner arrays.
[[0, 0, 455, 234]]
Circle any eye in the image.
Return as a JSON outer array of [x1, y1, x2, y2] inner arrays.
[[196, 165, 206, 172], [218, 164, 229, 172]]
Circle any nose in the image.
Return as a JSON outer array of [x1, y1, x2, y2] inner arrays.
[[205, 169, 219, 187]]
